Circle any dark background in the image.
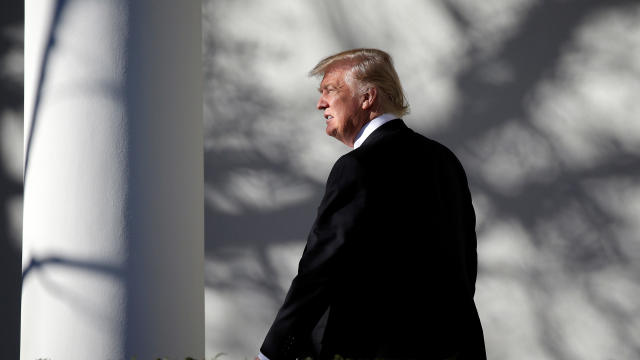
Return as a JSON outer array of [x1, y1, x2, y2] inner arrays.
[[1, 0, 24, 359]]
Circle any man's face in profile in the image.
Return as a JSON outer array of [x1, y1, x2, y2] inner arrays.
[[316, 67, 364, 147]]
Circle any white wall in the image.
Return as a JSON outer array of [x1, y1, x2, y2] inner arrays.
[[202, 1, 640, 359]]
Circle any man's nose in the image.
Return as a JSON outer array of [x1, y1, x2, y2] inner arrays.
[[317, 96, 327, 110]]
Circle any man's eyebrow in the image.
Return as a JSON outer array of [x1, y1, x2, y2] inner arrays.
[[318, 83, 339, 93]]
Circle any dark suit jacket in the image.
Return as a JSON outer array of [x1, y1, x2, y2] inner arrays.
[[260, 119, 486, 360]]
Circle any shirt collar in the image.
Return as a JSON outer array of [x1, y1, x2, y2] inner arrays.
[[353, 113, 398, 149]]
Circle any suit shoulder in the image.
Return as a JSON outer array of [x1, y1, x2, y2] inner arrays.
[[410, 131, 468, 171], [333, 151, 360, 169], [410, 131, 456, 156], [326, 152, 363, 183]]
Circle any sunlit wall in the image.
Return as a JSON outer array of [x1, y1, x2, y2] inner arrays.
[[202, 1, 640, 359]]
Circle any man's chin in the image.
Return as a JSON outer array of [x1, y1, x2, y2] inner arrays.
[[327, 132, 351, 147]]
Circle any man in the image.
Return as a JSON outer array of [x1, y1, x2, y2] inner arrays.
[[258, 49, 485, 360]]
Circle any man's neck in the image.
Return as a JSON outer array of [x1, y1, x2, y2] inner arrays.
[[352, 113, 398, 149], [368, 110, 384, 123], [346, 111, 384, 147]]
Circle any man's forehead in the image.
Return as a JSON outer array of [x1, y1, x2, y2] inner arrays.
[[320, 76, 339, 88], [320, 68, 347, 87]]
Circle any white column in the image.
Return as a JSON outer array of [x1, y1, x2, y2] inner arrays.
[[22, 1, 203, 359]]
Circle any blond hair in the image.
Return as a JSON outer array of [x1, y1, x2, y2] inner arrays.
[[309, 48, 410, 116]]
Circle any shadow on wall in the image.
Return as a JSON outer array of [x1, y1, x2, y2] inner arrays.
[[0, 0, 24, 358], [434, 0, 640, 358], [202, 7, 329, 350], [203, 0, 640, 358]]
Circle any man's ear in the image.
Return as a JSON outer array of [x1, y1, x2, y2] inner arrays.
[[361, 87, 377, 110]]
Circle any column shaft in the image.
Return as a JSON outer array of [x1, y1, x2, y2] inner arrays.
[[22, 1, 203, 359]]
